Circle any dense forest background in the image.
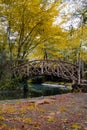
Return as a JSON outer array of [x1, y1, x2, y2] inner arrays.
[[0, 0, 87, 90]]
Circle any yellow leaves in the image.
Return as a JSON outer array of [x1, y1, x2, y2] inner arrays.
[[14, 117, 23, 122], [31, 0, 41, 6], [33, 121, 41, 128], [0, 123, 7, 129], [0, 116, 5, 120], [14, 117, 33, 124], [24, 117, 33, 123], [70, 101, 76, 105], [29, 51, 43, 60], [59, 106, 67, 112], [18, 108, 27, 114], [44, 111, 56, 122], [17, 103, 35, 114], [1, 0, 63, 60], [80, 49, 87, 61], [0, 102, 35, 117], [27, 104, 35, 110], [0, 104, 17, 114], [70, 123, 83, 130], [1, 0, 87, 62], [61, 118, 68, 123], [47, 116, 55, 122], [8, 128, 18, 130]]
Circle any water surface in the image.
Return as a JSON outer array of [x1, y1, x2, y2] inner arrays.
[[0, 84, 71, 100]]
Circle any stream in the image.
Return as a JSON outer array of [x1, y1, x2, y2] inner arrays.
[[0, 84, 71, 100]]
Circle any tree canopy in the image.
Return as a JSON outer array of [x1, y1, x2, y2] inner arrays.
[[0, 0, 87, 63]]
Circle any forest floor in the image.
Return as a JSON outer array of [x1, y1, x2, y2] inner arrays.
[[0, 93, 87, 130]]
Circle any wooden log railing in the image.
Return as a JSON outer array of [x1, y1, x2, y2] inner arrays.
[[11, 60, 79, 82]]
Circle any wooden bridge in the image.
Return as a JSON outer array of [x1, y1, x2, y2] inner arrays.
[[12, 60, 79, 82]]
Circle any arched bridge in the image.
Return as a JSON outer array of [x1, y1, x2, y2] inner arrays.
[[12, 60, 79, 82]]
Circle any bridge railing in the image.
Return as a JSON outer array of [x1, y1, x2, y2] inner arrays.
[[11, 60, 79, 82]]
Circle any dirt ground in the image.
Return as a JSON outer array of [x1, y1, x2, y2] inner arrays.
[[0, 93, 87, 130]]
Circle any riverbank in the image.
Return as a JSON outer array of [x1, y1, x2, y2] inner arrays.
[[0, 93, 87, 130]]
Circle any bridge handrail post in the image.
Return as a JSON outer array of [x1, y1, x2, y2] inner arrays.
[[27, 64, 29, 76], [41, 61, 44, 74], [57, 66, 59, 77]]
